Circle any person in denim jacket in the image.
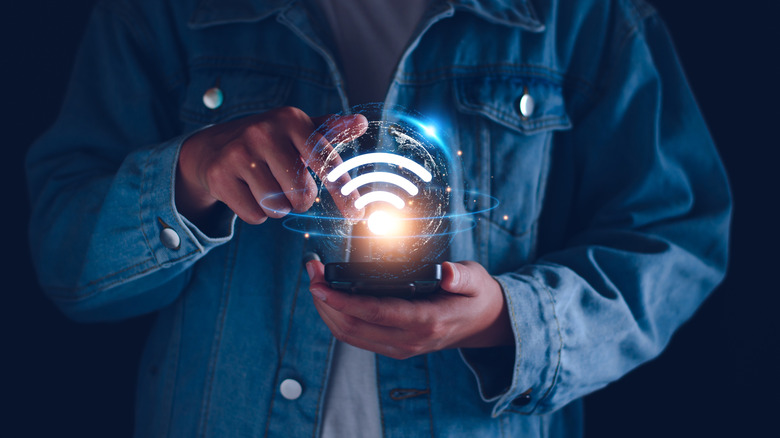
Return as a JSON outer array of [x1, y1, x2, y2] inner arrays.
[[26, 0, 731, 436]]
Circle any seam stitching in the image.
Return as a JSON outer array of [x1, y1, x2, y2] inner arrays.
[[198, 223, 241, 438]]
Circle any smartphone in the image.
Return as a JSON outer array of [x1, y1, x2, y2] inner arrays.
[[324, 262, 442, 298]]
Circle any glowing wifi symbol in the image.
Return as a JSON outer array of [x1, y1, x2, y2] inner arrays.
[[326, 152, 432, 235]]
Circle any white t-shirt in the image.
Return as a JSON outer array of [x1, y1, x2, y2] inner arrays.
[[313, 1, 430, 437]]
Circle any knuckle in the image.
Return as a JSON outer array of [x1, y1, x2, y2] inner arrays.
[[277, 106, 306, 122], [411, 310, 438, 336], [244, 121, 272, 145], [363, 305, 384, 323], [419, 320, 440, 339], [204, 166, 228, 192], [224, 142, 250, 163]]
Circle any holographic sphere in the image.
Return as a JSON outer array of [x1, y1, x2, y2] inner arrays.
[[261, 103, 497, 264]]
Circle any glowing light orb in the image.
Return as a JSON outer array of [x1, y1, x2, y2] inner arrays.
[[267, 103, 482, 264], [367, 210, 399, 235]]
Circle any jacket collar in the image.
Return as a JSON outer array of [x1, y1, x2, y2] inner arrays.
[[188, 0, 291, 29], [188, 0, 543, 31]]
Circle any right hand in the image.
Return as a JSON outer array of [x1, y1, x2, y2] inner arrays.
[[176, 106, 368, 225]]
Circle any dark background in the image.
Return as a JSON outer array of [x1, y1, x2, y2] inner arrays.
[[4, 1, 777, 436]]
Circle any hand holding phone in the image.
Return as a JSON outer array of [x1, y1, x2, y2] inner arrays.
[[324, 262, 441, 298]]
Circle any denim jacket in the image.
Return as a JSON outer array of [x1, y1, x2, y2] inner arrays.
[[26, 0, 731, 436]]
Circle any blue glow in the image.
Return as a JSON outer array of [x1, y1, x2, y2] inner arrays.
[[421, 124, 437, 138], [261, 188, 499, 239], [406, 117, 441, 143], [395, 113, 451, 162], [283, 215, 478, 239]]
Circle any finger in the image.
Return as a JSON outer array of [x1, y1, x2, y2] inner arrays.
[[311, 115, 368, 219], [289, 113, 366, 176], [251, 140, 317, 212], [306, 259, 331, 293], [214, 176, 268, 225], [320, 288, 422, 327], [311, 296, 404, 345], [309, 114, 334, 129], [295, 114, 368, 219], [305, 262, 400, 343], [440, 261, 482, 297], [310, 296, 420, 359], [307, 260, 434, 328], [306, 260, 385, 321], [238, 161, 292, 218], [306, 114, 369, 168]]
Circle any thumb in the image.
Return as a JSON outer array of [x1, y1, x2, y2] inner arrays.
[[440, 261, 480, 296]]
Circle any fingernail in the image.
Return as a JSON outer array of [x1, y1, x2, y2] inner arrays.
[[447, 262, 459, 287], [311, 287, 327, 302], [305, 261, 314, 279]]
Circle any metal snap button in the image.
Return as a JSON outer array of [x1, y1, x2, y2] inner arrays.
[[203, 87, 224, 110], [160, 227, 181, 250], [517, 88, 535, 118], [280, 378, 303, 400]]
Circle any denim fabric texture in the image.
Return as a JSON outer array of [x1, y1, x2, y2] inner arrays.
[[26, 0, 731, 436]]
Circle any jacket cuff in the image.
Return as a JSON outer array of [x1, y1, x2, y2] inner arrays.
[[140, 131, 235, 266], [459, 272, 563, 417]]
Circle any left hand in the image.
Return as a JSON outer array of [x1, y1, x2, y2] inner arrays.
[[306, 260, 514, 360]]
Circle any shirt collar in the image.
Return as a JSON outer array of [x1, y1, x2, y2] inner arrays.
[[188, 0, 543, 32]]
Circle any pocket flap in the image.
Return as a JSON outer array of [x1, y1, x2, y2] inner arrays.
[[455, 76, 571, 134], [180, 65, 292, 126]]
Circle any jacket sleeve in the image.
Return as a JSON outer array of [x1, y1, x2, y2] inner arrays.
[[461, 9, 731, 416], [25, 1, 235, 323]]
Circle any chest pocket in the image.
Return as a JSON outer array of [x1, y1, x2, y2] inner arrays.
[[179, 64, 293, 132], [454, 75, 571, 272]]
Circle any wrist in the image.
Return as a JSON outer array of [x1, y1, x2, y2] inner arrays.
[[175, 137, 218, 222], [480, 278, 515, 347]]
